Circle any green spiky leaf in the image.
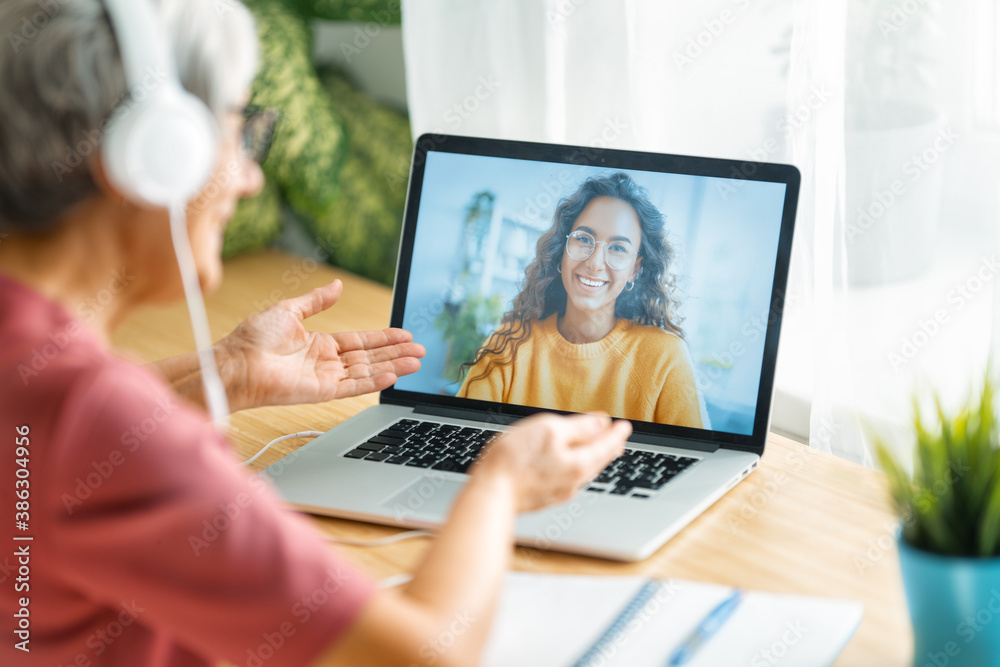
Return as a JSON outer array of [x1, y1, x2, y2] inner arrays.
[[875, 369, 1000, 557]]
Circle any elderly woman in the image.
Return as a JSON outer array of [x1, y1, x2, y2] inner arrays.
[[0, 2, 629, 666], [458, 172, 705, 427]]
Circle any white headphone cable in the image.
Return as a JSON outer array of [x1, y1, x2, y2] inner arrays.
[[240, 431, 326, 467], [169, 203, 230, 429]]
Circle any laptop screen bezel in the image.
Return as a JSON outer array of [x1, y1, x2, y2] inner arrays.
[[381, 133, 799, 456]]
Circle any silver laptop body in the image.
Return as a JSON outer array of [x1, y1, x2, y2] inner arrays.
[[265, 135, 799, 562]]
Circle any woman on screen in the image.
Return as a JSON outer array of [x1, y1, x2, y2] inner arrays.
[[457, 172, 705, 427]]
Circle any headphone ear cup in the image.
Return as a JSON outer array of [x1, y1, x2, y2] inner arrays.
[[102, 85, 219, 207]]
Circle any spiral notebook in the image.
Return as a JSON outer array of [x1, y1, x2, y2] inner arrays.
[[482, 573, 863, 667]]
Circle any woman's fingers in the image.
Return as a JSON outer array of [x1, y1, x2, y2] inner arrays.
[[283, 280, 344, 320], [332, 328, 423, 354], [474, 412, 632, 512], [339, 356, 422, 381], [568, 419, 631, 477], [538, 413, 629, 485], [556, 412, 613, 443], [338, 341, 426, 367], [333, 371, 400, 399]]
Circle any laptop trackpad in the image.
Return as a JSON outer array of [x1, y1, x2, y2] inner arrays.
[[380, 476, 466, 520]]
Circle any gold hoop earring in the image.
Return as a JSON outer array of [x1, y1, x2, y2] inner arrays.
[[557, 265, 562, 274], [625, 280, 635, 292]]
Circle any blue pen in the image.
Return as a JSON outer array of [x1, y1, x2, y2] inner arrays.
[[667, 588, 743, 666]]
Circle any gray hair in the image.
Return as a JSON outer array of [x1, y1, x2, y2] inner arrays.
[[0, 0, 258, 233]]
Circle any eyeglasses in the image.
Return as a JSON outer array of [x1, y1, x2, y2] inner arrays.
[[240, 105, 281, 165], [565, 230, 638, 271]]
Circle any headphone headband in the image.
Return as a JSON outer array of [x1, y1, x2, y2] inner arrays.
[[100, 0, 218, 207], [101, 0, 176, 92]]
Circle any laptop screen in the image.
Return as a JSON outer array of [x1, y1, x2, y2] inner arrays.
[[387, 136, 797, 450]]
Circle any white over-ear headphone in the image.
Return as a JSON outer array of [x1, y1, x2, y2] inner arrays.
[[100, 0, 218, 207], [99, 0, 231, 428]]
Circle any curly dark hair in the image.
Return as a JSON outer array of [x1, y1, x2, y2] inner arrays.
[[461, 171, 684, 386]]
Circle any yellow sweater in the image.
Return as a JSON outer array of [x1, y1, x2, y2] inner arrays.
[[457, 314, 704, 427]]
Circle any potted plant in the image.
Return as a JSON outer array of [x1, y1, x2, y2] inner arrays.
[[876, 376, 1000, 666], [434, 293, 504, 387], [841, 0, 946, 286]]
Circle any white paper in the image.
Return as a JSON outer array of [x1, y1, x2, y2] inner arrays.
[[481, 573, 864, 667]]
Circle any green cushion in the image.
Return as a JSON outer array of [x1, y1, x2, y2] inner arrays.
[[289, 0, 401, 23], [305, 67, 412, 285], [243, 0, 348, 219], [222, 0, 412, 286], [224, 0, 349, 260]]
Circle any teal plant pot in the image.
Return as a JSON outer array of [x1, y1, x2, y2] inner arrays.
[[898, 537, 1000, 667]]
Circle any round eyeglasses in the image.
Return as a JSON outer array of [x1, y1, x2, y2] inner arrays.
[[564, 230, 638, 271], [240, 105, 281, 165]]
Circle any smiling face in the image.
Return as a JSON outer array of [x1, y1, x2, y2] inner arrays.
[[560, 196, 642, 322]]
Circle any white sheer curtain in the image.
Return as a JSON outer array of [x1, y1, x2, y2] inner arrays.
[[402, 1, 788, 156], [401, 0, 999, 467]]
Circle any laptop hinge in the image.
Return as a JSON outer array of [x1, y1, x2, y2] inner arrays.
[[413, 404, 522, 426], [627, 432, 720, 453], [414, 404, 722, 452]]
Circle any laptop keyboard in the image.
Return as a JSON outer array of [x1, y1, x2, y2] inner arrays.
[[343, 419, 499, 474], [342, 419, 698, 499], [584, 448, 697, 498]]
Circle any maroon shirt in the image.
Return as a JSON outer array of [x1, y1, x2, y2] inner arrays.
[[0, 272, 373, 666]]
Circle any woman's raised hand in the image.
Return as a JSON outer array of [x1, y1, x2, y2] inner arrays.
[[217, 280, 426, 411], [471, 412, 631, 512]]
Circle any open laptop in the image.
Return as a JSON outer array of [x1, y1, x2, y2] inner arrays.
[[264, 134, 799, 562]]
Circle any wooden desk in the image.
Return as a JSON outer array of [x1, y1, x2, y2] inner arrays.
[[113, 250, 911, 667]]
